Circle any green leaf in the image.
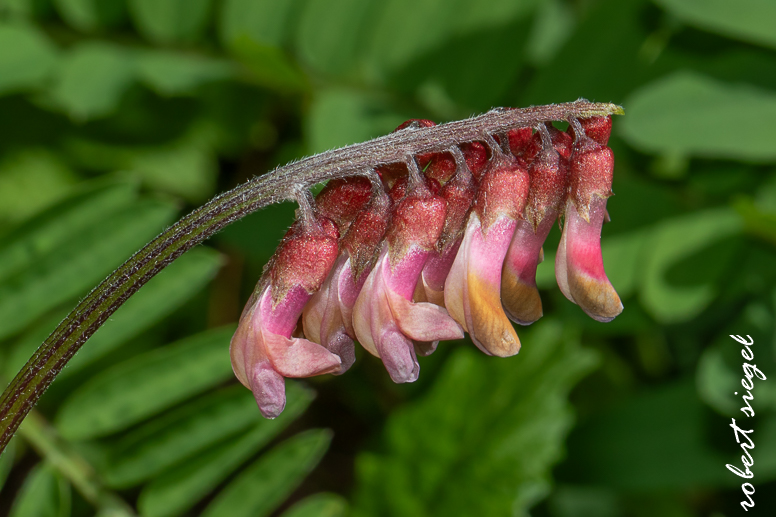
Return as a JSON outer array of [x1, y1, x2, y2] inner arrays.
[[201, 429, 332, 517], [48, 42, 136, 121], [640, 207, 742, 323], [125, 129, 219, 202], [363, 0, 538, 79], [306, 89, 406, 154], [219, 0, 300, 50], [128, 0, 211, 44], [53, 0, 127, 32], [697, 301, 776, 416], [351, 320, 598, 517], [229, 38, 308, 93], [0, 198, 177, 340], [65, 247, 222, 374], [0, 178, 136, 284], [0, 23, 58, 95], [280, 493, 347, 517], [654, 0, 776, 51], [55, 326, 236, 440], [9, 463, 71, 517], [138, 383, 315, 517], [561, 380, 740, 490], [294, 0, 377, 77], [0, 149, 78, 224], [521, 0, 653, 107], [136, 50, 234, 97], [620, 71, 776, 162], [525, 0, 575, 66], [0, 438, 15, 490], [103, 382, 311, 487]]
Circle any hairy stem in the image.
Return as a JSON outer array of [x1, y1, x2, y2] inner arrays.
[[0, 100, 623, 454]]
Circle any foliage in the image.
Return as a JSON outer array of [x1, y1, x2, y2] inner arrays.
[[0, 0, 775, 516]]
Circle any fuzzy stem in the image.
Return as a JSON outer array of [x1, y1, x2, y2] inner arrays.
[[0, 100, 622, 455]]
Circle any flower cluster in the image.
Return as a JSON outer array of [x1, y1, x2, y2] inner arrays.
[[230, 115, 622, 417]]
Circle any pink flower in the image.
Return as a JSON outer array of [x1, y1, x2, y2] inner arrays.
[[555, 117, 622, 322], [501, 125, 569, 325], [444, 147, 530, 357], [302, 186, 392, 373], [353, 170, 464, 382], [230, 214, 342, 418], [231, 115, 624, 418]]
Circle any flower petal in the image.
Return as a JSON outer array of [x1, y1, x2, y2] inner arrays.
[[248, 363, 286, 419], [263, 331, 343, 377], [302, 255, 356, 373], [561, 196, 623, 322], [501, 213, 555, 325], [445, 213, 521, 357]]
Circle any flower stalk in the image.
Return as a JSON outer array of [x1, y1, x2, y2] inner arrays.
[[0, 100, 623, 455]]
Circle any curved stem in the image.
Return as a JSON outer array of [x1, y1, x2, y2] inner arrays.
[[0, 100, 623, 454]]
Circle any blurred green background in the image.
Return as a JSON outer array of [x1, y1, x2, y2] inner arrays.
[[1, 0, 775, 516]]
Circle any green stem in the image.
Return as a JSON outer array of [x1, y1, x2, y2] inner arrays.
[[19, 411, 136, 516], [0, 100, 623, 455]]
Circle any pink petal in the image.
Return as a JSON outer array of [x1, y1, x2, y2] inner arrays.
[[263, 331, 343, 377], [302, 255, 356, 373], [248, 363, 286, 419], [445, 214, 521, 357], [561, 196, 623, 322], [501, 212, 555, 325], [353, 245, 462, 383], [420, 239, 462, 306]]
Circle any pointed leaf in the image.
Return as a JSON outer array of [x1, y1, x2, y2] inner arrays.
[[201, 429, 332, 517], [640, 207, 742, 323], [0, 198, 177, 340], [0, 178, 136, 283], [654, 0, 776, 51], [351, 320, 598, 517], [53, 0, 127, 32], [9, 463, 71, 517], [128, 0, 211, 44], [138, 383, 315, 517], [621, 71, 776, 162], [6, 247, 222, 378], [0, 23, 58, 95], [219, 0, 300, 49], [280, 493, 347, 517], [55, 326, 236, 440], [103, 382, 311, 487], [48, 42, 136, 121], [136, 50, 234, 97]]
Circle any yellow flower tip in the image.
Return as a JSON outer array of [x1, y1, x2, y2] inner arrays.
[[501, 270, 543, 326], [568, 271, 623, 323], [468, 270, 521, 357]]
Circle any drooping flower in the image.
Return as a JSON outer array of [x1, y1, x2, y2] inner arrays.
[[230, 204, 342, 418], [501, 124, 568, 325], [555, 117, 623, 322], [302, 180, 391, 373], [353, 160, 464, 382], [444, 143, 530, 357], [231, 113, 624, 418]]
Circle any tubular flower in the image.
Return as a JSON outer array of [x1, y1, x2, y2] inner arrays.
[[555, 116, 623, 322], [353, 161, 464, 382], [231, 113, 624, 418], [501, 124, 569, 325], [444, 144, 530, 357], [302, 182, 391, 373], [230, 208, 342, 418]]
